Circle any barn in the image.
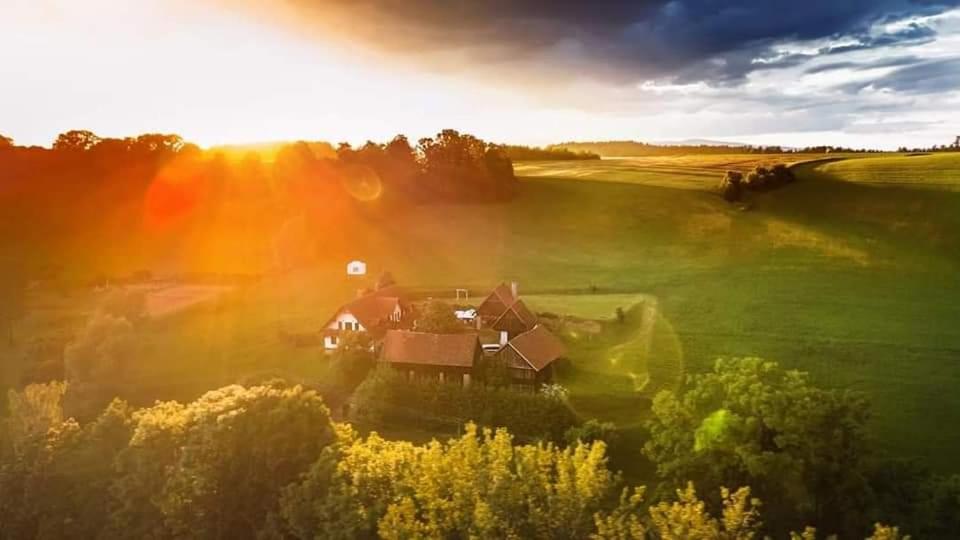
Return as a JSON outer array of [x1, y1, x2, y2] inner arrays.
[[380, 330, 481, 386], [497, 324, 566, 386]]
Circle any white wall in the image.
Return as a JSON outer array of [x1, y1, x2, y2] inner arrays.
[[326, 311, 365, 332]]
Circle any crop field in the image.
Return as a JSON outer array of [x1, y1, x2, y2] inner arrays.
[[814, 153, 960, 189], [514, 153, 842, 190], [5, 152, 960, 474]]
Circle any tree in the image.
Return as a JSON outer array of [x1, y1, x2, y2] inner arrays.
[[3, 381, 67, 451], [0, 262, 26, 346], [0, 392, 132, 539], [647, 483, 762, 540], [53, 129, 100, 151], [283, 423, 625, 539], [109, 383, 336, 538], [63, 313, 135, 420], [349, 364, 402, 425], [719, 171, 743, 202], [644, 357, 872, 537], [329, 331, 375, 390], [415, 299, 461, 333], [564, 419, 620, 452]]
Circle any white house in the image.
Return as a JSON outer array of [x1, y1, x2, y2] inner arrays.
[[346, 260, 367, 276], [322, 291, 405, 350]]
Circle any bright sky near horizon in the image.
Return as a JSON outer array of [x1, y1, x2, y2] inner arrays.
[[2, 0, 959, 149]]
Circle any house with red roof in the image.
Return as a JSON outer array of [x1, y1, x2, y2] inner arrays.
[[322, 286, 408, 350], [380, 330, 481, 386], [496, 324, 566, 386]]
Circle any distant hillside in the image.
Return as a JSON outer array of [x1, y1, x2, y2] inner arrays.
[[655, 138, 750, 147], [549, 140, 786, 157]]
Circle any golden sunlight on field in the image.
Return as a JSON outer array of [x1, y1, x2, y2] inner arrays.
[[764, 219, 871, 265]]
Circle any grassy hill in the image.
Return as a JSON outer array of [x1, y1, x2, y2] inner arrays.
[[5, 152, 960, 474]]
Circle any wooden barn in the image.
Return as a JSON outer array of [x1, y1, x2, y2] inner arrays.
[[497, 324, 565, 386], [380, 330, 482, 386]]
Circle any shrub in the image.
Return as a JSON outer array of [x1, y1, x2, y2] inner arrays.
[[719, 170, 743, 202], [352, 368, 578, 441], [564, 419, 620, 451]]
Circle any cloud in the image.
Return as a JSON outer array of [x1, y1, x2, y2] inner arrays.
[[845, 57, 960, 93], [803, 55, 922, 74], [273, 0, 960, 84]]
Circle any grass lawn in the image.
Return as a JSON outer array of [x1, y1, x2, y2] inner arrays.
[[815, 153, 960, 189], [524, 293, 648, 320], [6, 152, 960, 476], [514, 153, 852, 190]]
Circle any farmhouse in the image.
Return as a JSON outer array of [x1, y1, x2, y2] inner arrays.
[[321, 280, 565, 387], [322, 286, 408, 350], [497, 324, 565, 386], [477, 282, 538, 338], [380, 330, 481, 385]]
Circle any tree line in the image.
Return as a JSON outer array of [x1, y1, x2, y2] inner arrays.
[[549, 141, 893, 157], [501, 144, 601, 161], [3, 358, 940, 539], [0, 129, 516, 279]]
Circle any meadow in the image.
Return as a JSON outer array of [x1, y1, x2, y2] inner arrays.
[[4, 152, 960, 475]]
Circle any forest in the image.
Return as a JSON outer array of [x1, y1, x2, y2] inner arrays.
[[0, 129, 516, 279], [3, 357, 957, 539]]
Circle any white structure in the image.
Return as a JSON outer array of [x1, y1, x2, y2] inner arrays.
[[322, 294, 404, 350], [323, 310, 365, 349], [454, 308, 477, 322], [346, 260, 367, 276]]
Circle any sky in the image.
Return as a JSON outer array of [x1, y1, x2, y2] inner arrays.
[[2, 0, 960, 149]]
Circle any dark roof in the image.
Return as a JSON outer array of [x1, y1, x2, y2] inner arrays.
[[507, 324, 565, 371], [493, 299, 538, 329], [381, 330, 480, 368], [477, 282, 516, 318]]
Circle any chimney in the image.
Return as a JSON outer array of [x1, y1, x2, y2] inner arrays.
[[510, 281, 519, 299], [499, 331, 509, 346]]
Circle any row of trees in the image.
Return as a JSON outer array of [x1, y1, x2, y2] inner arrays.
[[501, 144, 601, 161], [0, 362, 917, 539], [0, 129, 517, 281], [333, 129, 516, 203], [548, 141, 899, 157], [719, 164, 796, 203]]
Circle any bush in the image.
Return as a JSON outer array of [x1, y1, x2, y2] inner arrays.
[[719, 170, 743, 202], [564, 419, 620, 451], [352, 368, 578, 441]]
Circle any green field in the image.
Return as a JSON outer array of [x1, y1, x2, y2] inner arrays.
[[514, 153, 841, 189], [816, 153, 960, 189], [5, 152, 960, 473]]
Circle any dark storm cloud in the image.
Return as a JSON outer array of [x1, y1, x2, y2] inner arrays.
[[288, 0, 960, 83], [804, 55, 924, 74], [840, 57, 960, 94]]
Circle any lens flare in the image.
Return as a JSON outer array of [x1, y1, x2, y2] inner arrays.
[[339, 163, 383, 202]]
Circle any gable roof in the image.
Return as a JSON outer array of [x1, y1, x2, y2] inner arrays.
[[326, 294, 402, 330], [492, 299, 538, 330], [507, 324, 565, 371], [381, 330, 480, 368], [477, 282, 516, 318]]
